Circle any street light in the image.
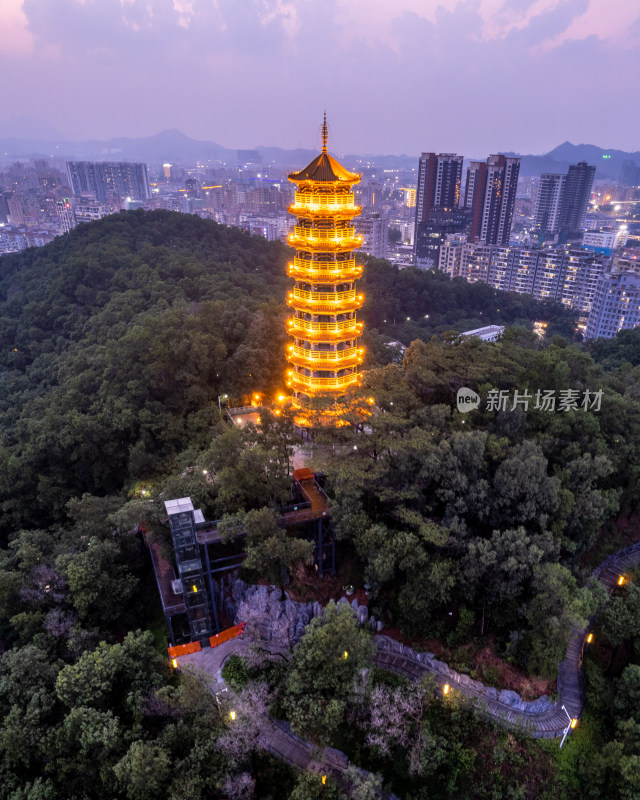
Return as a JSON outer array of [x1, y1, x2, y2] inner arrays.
[[218, 393, 228, 412], [559, 705, 577, 748]]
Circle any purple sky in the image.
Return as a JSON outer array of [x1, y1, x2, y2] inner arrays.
[[1, 0, 639, 155]]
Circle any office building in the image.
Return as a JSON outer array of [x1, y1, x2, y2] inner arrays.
[[414, 208, 468, 269], [464, 155, 520, 246], [66, 161, 151, 202]]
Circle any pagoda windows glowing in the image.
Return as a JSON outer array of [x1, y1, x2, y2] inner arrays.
[[286, 114, 364, 402]]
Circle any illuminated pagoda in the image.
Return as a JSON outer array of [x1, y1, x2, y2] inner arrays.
[[286, 114, 364, 411]]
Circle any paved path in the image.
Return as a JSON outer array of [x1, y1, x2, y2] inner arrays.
[[175, 541, 640, 792], [374, 541, 640, 738]]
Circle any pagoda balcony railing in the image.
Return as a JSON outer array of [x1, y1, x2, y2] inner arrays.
[[288, 227, 362, 248], [288, 318, 362, 335], [288, 267, 362, 282], [288, 289, 363, 313], [290, 372, 359, 389], [290, 288, 358, 304], [288, 346, 362, 369], [288, 259, 362, 281], [289, 202, 361, 218], [294, 257, 356, 271], [292, 193, 360, 211], [290, 345, 361, 361], [289, 355, 361, 371]]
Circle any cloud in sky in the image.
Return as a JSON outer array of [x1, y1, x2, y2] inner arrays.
[[2, 0, 639, 155]]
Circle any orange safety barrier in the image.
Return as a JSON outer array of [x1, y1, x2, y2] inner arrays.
[[209, 622, 246, 649], [168, 641, 202, 659]]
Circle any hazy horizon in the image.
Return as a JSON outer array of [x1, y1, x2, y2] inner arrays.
[[1, 1, 639, 156]]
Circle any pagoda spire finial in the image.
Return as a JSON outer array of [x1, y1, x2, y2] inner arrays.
[[321, 110, 328, 152]]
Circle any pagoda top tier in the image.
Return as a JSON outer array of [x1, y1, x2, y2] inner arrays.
[[288, 112, 361, 185]]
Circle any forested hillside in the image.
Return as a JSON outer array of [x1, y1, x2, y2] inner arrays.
[[0, 211, 574, 536], [0, 211, 291, 533], [1, 211, 639, 799]]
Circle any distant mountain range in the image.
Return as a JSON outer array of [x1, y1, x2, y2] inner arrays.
[[0, 127, 638, 181]]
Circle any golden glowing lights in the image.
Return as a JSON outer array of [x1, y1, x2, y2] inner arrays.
[[321, 776, 327, 785], [586, 633, 593, 644], [286, 119, 364, 407], [443, 684, 450, 695], [570, 718, 577, 729], [343, 651, 349, 660], [229, 710, 236, 721], [171, 658, 178, 669], [192, 584, 198, 593], [618, 575, 626, 586]]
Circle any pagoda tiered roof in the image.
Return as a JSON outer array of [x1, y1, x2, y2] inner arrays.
[[288, 151, 360, 184]]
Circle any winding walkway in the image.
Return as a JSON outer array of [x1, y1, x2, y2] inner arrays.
[[176, 541, 640, 794], [374, 541, 640, 738]]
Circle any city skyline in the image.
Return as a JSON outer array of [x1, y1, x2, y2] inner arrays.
[[2, 0, 640, 155]]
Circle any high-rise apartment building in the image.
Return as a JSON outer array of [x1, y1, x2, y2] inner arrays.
[[533, 162, 595, 241], [358, 211, 388, 259], [584, 259, 640, 340], [414, 153, 465, 268], [464, 155, 520, 246], [415, 153, 463, 223], [439, 241, 606, 314], [66, 161, 151, 203], [558, 161, 595, 235], [533, 174, 566, 234]]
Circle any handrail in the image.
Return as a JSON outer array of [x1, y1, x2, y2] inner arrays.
[[288, 318, 361, 333], [290, 288, 357, 303], [293, 257, 357, 271], [293, 193, 359, 209], [290, 345, 360, 362], [291, 373, 358, 388]]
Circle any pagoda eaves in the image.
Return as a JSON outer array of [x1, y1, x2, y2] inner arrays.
[[286, 115, 364, 405]]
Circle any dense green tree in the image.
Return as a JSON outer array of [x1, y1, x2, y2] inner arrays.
[[283, 602, 374, 744], [56, 538, 138, 628], [523, 564, 602, 675]]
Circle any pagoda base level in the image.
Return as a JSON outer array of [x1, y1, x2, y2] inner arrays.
[[290, 394, 356, 430]]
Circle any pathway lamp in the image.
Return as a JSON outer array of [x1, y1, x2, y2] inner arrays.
[[618, 575, 626, 586], [218, 394, 228, 412], [559, 705, 578, 749], [443, 684, 450, 696], [229, 710, 236, 721]]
